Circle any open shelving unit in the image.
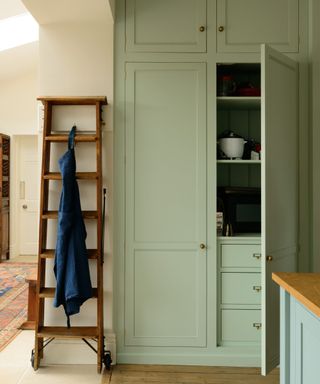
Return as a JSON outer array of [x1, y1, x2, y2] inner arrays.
[[217, 96, 261, 110], [216, 63, 262, 348]]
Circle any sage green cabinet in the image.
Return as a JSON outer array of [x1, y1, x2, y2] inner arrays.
[[125, 0, 207, 52], [115, 0, 300, 370], [124, 62, 207, 347], [217, 0, 299, 53]]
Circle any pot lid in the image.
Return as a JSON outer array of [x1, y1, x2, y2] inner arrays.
[[219, 130, 244, 139]]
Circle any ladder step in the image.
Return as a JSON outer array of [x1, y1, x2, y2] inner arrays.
[[37, 326, 99, 338], [42, 211, 98, 219], [40, 249, 98, 259], [39, 288, 98, 298], [37, 96, 108, 105], [44, 172, 98, 180], [45, 134, 97, 143]]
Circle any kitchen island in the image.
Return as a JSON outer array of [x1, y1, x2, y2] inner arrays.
[[272, 272, 320, 384]]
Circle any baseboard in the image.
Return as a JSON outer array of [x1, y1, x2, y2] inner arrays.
[[9, 243, 18, 260], [116, 349, 261, 367]]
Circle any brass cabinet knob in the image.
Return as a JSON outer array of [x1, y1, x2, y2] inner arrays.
[[199, 26, 205, 32], [22, 204, 28, 209], [218, 26, 224, 32], [253, 322, 262, 330], [253, 286, 262, 292], [266, 255, 273, 262], [200, 243, 206, 249]]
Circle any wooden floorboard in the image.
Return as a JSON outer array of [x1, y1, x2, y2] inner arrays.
[[102, 365, 279, 384]]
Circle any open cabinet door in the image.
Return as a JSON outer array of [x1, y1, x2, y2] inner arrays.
[[261, 45, 299, 375]]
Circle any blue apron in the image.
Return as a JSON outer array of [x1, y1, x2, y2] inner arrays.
[[53, 126, 93, 326]]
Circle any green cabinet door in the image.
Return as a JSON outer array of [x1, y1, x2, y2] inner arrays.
[[125, 62, 207, 347], [217, 0, 298, 53], [126, 0, 207, 52]]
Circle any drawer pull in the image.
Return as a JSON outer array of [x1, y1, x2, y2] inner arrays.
[[253, 253, 261, 260], [253, 322, 262, 330], [253, 285, 262, 292]]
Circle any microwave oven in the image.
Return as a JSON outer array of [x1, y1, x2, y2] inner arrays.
[[217, 186, 261, 235]]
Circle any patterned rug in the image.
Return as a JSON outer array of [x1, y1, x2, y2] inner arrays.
[[0, 262, 37, 351]]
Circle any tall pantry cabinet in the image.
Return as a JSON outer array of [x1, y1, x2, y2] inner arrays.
[[114, 0, 301, 375]]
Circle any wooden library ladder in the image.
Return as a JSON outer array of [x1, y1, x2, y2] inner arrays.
[[32, 96, 110, 373]]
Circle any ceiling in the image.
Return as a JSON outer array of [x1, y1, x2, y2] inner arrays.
[[0, 0, 38, 81], [0, 0, 27, 19], [22, 0, 113, 24], [0, 0, 113, 82]]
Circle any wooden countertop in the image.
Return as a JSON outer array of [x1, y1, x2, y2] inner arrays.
[[272, 272, 320, 318]]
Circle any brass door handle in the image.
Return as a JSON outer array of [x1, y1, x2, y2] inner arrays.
[[199, 26, 205, 32], [253, 322, 262, 330], [200, 243, 206, 249], [253, 253, 261, 260], [253, 286, 262, 292], [266, 255, 273, 262], [218, 26, 224, 32]]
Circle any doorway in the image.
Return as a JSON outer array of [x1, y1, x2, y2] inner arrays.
[[11, 135, 39, 258]]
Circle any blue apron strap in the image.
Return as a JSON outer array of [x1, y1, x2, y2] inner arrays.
[[68, 125, 76, 150]]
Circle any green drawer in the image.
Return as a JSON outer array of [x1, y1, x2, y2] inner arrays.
[[221, 272, 261, 305], [221, 244, 261, 268], [221, 309, 261, 343]]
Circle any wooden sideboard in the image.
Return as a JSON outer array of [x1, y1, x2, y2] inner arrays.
[[0, 134, 10, 262]]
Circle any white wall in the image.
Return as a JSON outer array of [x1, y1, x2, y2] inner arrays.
[[0, 70, 39, 259], [109, 0, 115, 19], [0, 70, 38, 135], [38, 19, 114, 364]]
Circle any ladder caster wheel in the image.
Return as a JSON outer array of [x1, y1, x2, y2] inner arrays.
[[30, 350, 35, 369], [103, 352, 112, 370]]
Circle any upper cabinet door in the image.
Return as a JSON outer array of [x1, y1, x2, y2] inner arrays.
[[217, 0, 299, 53], [261, 45, 298, 375], [126, 0, 207, 52]]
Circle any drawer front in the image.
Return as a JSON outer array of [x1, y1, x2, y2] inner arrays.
[[221, 244, 261, 268], [221, 273, 261, 305], [221, 309, 261, 343]]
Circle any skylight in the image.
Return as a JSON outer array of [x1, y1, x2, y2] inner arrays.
[[0, 13, 38, 52]]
